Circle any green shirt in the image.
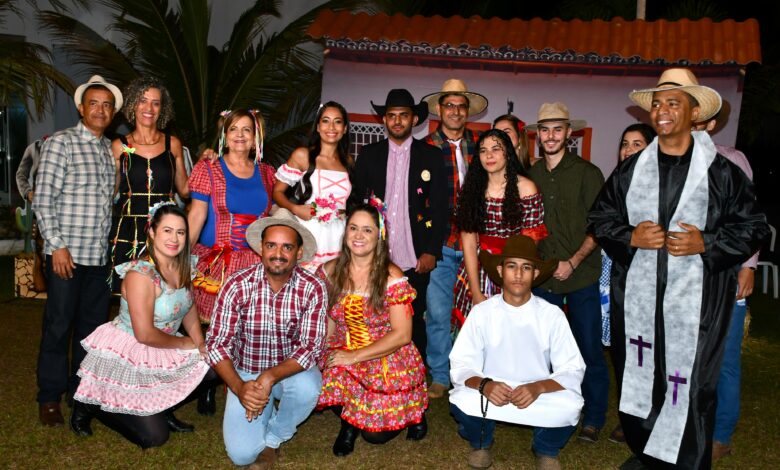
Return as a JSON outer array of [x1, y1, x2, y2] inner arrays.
[[528, 152, 605, 293]]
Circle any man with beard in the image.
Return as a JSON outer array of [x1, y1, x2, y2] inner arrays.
[[350, 89, 448, 357], [588, 68, 768, 469], [527, 102, 609, 443], [205, 209, 327, 469], [421, 79, 486, 399]]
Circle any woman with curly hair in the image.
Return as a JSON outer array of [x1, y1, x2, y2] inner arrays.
[[109, 77, 189, 291], [272, 102, 353, 269], [316, 203, 428, 457], [452, 129, 548, 329]]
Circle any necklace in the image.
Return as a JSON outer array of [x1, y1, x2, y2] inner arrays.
[[131, 132, 161, 146]]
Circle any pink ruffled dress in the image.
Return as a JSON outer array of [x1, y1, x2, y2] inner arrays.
[[74, 259, 209, 415]]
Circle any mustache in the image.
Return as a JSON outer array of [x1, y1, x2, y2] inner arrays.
[[269, 256, 288, 263]]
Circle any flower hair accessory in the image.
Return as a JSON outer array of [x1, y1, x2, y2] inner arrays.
[[148, 200, 176, 222], [367, 193, 387, 240]]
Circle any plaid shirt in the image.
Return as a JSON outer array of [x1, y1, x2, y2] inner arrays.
[[426, 126, 480, 250], [33, 121, 114, 265], [205, 263, 328, 374]]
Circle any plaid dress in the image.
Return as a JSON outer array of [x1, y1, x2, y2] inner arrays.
[[452, 193, 547, 329]]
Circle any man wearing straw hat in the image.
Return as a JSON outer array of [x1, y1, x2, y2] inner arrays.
[[205, 209, 327, 469], [421, 78, 487, 399], [449, 234, 585, 470], [588, 68, 769, 469], [33, 75, 122, 428], [527, 102, 609, 444]]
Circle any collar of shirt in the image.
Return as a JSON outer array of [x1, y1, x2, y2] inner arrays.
[[543, 151, 579, 173], [76, 120, 108, 144], [389, 136, 413, 154], [257, 263, 303, 294]]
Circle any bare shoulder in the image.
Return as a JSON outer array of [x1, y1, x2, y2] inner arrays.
[[321, 259, 337, 278], [288, 147, 310, 171], [517, 175, 539, 198], [387, 263, 405, 281]]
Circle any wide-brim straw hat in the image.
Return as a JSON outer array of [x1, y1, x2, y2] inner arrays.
[[525, 102, 586, 131], [628, 68, 722, 122], [478, 234, 557, 288], [245, 208, 316, 262], [422, 78, 488, 116], [371, 88, 429, 123], [73, 75, 123, 111]]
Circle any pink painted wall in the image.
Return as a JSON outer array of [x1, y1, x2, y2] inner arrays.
[[322, 59, 743, 178]]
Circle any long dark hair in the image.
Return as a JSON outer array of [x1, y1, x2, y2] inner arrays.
[[618, 123, 656, 159], [327, 204, 390, 313], [456, 129, 526, 233], [145, 204, 191, 289], [294, 102, 353, 202]]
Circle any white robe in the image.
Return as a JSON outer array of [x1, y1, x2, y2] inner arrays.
[[449, 294, 585, 428]]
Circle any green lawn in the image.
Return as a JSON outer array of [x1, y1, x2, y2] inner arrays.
[[0, 289, 777, 469]]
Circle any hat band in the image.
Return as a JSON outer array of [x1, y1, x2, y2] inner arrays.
[[656, 81, 683, 87]]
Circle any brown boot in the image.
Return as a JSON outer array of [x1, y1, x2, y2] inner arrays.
[[712, 441, 733, 462], [248, 447, 279, 470], [39, 402, 64, 427]]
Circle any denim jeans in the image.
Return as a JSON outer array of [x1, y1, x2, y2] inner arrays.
[[37, 257, 110, 403], [426, 246, 463, 386], [450, 403, 575, 457], [714, 298, 747, 444], [223, 367, 322, 465], [534, 283, 609, 429]]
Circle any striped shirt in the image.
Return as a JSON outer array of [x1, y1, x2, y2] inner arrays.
[[33, 121, 114, 265], [205, 263, 328, 374]]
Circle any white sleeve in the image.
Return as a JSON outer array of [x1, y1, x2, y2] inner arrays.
[[449, 307, 486, 387], [548, 307, 586, 393]]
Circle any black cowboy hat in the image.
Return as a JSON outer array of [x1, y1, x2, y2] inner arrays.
[[478, 234, 558, 288], [371, 89, 429, 124]]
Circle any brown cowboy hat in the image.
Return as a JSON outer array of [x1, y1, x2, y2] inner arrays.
[[629, 68, 722, 122], [422, 78, 488, 116], [525, 102, 587, 131], [478, 234, 557, 287]]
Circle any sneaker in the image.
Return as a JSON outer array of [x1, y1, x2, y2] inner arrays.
[[712, 441, 733, 462], [428, 382, 449, 398], [467, 448, 493, 469], [535, 455, 562, 470], [577, 425, 599, 443], [608, 424, 625, 443]]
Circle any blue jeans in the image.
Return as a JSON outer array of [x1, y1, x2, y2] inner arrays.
[[223, 367, 322, 465], [534, 283, 609, 429], [714, 298, 747, 444], [450, 403, 575, 457], [426, 246, 463, 386]]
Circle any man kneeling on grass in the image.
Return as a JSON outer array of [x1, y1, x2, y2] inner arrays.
[[449, 234, 585, 470]]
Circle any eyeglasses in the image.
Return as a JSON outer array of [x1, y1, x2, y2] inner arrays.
[[441, 103, 468, 112]]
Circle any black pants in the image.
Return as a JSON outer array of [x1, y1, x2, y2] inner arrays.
[[37, 257, 110, 403], [403, 268, 429, 362]]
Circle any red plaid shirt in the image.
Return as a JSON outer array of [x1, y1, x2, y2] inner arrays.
[[205, 264, 328, 373]]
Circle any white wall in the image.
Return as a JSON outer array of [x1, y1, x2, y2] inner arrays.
[[322, 59, 743, 177]]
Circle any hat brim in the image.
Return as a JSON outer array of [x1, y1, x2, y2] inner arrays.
[[73, 79, 123, 111], [525, 119, 587, 132], [245, 208, 317, 262], [371, 101, 429, 125], [422, 91, 488, 117], [478, 250, 557, 288], [629, 84, 722, 122]]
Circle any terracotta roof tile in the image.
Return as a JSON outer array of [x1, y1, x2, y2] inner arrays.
[[308, 11, 761, 66]]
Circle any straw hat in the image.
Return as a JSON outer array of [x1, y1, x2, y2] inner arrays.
[[629, 68, 722, 121], [73, 75, 123, 111], [478, 235, 557, 288], [245, 208, 316, 262], [422, 78, 488, 116], [525, 102, 586, 131]]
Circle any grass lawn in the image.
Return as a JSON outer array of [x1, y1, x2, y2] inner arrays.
[[0, 288, 777, 469]]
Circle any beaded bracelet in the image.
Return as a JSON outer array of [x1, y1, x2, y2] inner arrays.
[[478, 377, 493, 396]]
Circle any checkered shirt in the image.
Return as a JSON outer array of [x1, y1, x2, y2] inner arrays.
[[33, 121, 114, 265], [205, 263, 328, 373]]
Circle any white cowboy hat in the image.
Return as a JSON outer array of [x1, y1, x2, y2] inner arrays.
[[422, 78, 488, 116], [628, 68, 722, 121], [73, 75, 123, 111], [525, 102, 587, 131], [245, 208, 316, 262]]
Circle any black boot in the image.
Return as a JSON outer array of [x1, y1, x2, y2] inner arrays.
[[333, 420, 359, 457], [70, 401, 93, 437], [197, 385, 217, 416], [165, 410, 194, 433], [405, 415, 427, 441]]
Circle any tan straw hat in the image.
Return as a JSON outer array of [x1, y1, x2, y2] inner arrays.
[[628, 68, 722, 121], [525, 102, 587, 131], [245, 208, 317, 262], [422, 78, 488, 116], [478, 234, 557, 288], [73, 75, 123, 111]]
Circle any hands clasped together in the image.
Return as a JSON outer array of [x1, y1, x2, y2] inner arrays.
[[237, 372, 274, 422], [482, 380, 544, 409], [631, 220, 705, 256]]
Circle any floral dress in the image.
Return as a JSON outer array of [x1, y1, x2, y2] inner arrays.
[[317, 277, 428, 432], [452, 193, 548, 329], [73, 259, 209, 415]]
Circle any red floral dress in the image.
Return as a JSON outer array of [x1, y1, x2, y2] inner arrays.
[[317, 278, 428, 432]]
